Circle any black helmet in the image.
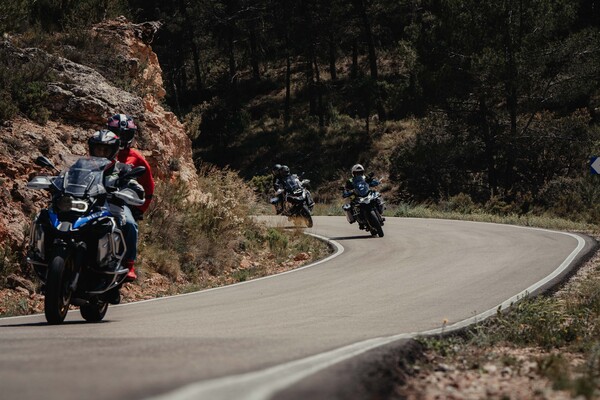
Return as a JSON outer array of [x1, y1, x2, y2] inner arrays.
[[107, 114, 137, 148], [272, 164, 282, 174], [88, 129, 121, 160]]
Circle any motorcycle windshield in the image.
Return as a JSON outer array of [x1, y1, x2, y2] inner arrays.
[[53, 157, 110, 197], [352, 176, 371, 197], [283, 175, 302, 193]]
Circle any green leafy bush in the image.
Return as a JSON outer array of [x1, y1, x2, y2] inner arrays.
[[0, 47, 52, 124]]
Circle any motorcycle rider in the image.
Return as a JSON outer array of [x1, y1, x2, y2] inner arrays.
[[344, 164, 378, 190], [88, 129, 145, 297], [271, 164, 285, 214], [344, 164, 384, 227], [107, 114, 155, 282], [272, 164, 314, 213]]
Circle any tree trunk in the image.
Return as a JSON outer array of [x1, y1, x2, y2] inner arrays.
[[353, 0, 378, 79], [353, 0, 385, 121], [351, 38, 358, 79], [285, 53, 291, 127], [480, 96, 497, 195], [504, 0, 520, 188], [283, 0, 292, 127], [301, 0, 317, 116], [314, 56, 324, 127], [307, 57, 316, 116], [249, 27, 261, 81], [228, 28, 237, 84], [328, 33, 337, 82], [178, 0, 203, 92]]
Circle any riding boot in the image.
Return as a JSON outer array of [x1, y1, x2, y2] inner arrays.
[[124, 260, 137, 282]]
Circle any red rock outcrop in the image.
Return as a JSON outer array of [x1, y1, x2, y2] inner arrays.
[[0, 17, 196, 251]]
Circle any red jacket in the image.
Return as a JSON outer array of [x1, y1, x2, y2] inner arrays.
[[117, 148, 155, 213]]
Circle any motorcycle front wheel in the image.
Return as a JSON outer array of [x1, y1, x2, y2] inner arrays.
[[301, 205, 313, 228], [44, 253, 74, 324], [80, 302, 109, 322], [367, 210, 384, 237]]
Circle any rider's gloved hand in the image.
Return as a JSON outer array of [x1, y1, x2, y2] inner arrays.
[[131, 207, 144, 221]]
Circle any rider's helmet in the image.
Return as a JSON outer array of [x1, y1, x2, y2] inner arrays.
[[351, 164, 365, 177], [280, 165, 291, 177], [107, 114, 137, 149], [88, 129, 121, 161], [272, 164, 282, 175]]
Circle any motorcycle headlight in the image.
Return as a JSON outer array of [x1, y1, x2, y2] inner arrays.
[[71, 200, 89, 212], [56, 196, 89, 212], [56, 196, 73, 212]]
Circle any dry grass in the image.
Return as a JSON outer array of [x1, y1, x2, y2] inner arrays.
[[403, 243, 600, 399], [137, 166, 331, 288]]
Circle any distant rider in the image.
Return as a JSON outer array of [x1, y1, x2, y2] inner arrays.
[[271, 164, 285, 214], [343, 164, 384, 226], [107, 114, 155, 282], [344, 164, 379, 191], [271, 164, 315, 214]]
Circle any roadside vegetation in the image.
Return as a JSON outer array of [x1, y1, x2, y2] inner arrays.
[[400, 249, 600, 399], [138, 165, 330, 287]]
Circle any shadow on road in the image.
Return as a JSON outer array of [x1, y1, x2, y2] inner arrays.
[[330, 235, 375, 241], [0, 319, 111, 328]]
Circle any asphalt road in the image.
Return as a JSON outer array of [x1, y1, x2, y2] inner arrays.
[[0, 217, 594, 400]]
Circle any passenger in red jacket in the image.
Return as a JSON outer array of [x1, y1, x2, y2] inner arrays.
[[107, 114, 155, 281]]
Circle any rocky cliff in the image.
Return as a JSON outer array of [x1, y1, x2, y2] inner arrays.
[[0, 17, 196, 251]]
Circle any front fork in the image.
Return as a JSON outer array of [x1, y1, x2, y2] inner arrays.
[[50, 239, 86, 292]]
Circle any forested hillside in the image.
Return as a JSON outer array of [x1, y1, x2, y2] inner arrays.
[[2, 0, 600, 221]]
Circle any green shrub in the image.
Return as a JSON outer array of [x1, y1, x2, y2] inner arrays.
[[250, 174, 272, 202], [0, 90, 18, 122], [484, 297, 581, 350], [0, 243, 20, 288], [266, 228, 288, 258], [440, 193, 476, 214], [0, 47, 52, 124]]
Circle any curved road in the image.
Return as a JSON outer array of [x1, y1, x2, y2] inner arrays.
[[0, 217, 594, 400]]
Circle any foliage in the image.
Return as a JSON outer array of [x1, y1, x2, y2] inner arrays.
[[484, 297, 581, 350], [249, 173, 272, 203], [2, 0, 599, 218], [0, 47, 52, 124], [140, 167, 259, 280], [0, 243, 20, 287], [139, 167, 329, 283]]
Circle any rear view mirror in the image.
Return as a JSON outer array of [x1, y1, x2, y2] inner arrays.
[[35, 156, 59, 172]]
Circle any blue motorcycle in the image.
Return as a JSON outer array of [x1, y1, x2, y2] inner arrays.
[[342, 176, 385, 237], [27, 156, 144, 324]]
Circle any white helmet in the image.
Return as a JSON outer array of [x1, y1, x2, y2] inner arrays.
[[351, 164, 365, 176]]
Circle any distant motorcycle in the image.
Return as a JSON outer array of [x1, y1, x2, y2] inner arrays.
[[342, 175, 385, 237], [271, 174, 314, 228], [26, 156, 145, 324]]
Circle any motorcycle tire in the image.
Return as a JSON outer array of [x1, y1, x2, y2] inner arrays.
[[301, 205, 313, 228], [80, 302, 109, 323], [44, 253, 73, 324], [367, 210, 384, 237]]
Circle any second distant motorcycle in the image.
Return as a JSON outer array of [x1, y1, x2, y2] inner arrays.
[[270, 171, 314, 228]]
